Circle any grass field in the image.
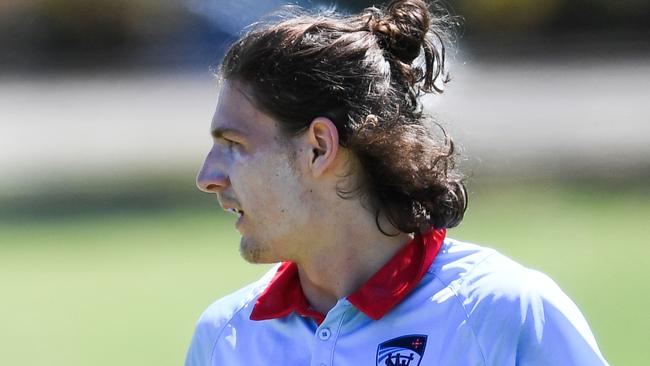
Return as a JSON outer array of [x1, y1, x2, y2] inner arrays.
[[1, 184, 648, 365]]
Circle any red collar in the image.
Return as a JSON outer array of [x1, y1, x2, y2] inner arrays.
[[250, 228, 446, 325]]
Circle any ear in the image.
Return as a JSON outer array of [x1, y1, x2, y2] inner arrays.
[[306, 117, 339, 178]]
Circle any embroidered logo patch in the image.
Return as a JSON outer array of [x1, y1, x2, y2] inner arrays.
[[376, 334, 427, 366]]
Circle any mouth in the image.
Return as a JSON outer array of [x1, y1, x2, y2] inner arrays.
[[226, 207, 244, 218], [229, 208, 245, 231], [218, 195, 244, 227]]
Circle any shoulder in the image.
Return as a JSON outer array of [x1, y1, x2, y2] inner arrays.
[[433, 238, 554, 302], [429, 238, 608, 365], [430, 238, 575, 308], [428, 237, 499, 282], [184, 265, 279, 366]]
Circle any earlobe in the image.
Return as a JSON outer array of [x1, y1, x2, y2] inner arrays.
[[308, 117, 339, 178]]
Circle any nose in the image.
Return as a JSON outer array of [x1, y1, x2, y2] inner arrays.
[[196, 150, 230, 193]]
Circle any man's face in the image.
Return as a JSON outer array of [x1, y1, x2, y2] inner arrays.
[[196, 81, 313, 263]]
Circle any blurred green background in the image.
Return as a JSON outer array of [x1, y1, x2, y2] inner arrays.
[[2, 183, 648, 365], [1, 0, 649, 365]]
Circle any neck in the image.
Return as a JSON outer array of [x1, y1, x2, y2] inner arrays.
[[294, 212, 413, 315]]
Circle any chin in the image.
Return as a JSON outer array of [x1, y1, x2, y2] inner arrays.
[[239, 237, 276, 264]]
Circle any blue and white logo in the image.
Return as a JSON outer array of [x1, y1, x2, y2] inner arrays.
[[376, 334, 428, 366]]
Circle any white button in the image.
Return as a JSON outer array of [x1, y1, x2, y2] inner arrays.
[[318, 328, 331, 340]]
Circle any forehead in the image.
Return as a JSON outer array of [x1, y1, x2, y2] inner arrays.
[[211, 81, 280, 138]]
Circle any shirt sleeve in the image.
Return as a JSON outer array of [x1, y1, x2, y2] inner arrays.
[[458, 254, 609, 365], [183, 277, 272, 366], [513, 270, 609, 365], [184, 315, 217, 366]]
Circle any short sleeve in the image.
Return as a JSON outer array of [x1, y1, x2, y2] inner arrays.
[[457, 254, 609, 365], [185, 318, 215, 366], [183, 272, 276, 366], [183, 286, 255, 366], [513, 270, 609, 365]]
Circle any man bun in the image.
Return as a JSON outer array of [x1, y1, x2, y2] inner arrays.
[[368, 0, 431, 64], [364, 0, 451, 93]]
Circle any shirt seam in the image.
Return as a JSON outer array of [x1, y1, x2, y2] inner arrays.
[[328, 307, 351, 364], [208, 285, 265, 365], [431, 251, 498, 366]]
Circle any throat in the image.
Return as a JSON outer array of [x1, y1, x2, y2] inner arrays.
[[297, 267, 342, 315], [295, 232, 413, 316]]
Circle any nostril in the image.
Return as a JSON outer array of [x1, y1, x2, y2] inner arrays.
[[196, 169, 229, 192]]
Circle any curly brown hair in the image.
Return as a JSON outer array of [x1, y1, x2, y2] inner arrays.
[[219, 0, 466, 234]]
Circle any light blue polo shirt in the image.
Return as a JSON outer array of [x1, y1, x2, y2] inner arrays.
[[185, 238, 609, 365]]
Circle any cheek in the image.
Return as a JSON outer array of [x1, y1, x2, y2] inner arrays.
[[233, 149, 309, 222]]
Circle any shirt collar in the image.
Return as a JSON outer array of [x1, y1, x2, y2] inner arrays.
[[250, 228, 446, 325]]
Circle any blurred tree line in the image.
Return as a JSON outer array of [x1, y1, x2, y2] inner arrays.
[[1, 0, 648, 71]]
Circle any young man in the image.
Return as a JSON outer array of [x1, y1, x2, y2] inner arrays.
[[186, 0, 609, 364]]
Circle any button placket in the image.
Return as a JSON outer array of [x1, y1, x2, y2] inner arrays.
[[311, 309, 348, 366]]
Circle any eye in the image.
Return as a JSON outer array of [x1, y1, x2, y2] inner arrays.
[[220, 137, 241, 149]]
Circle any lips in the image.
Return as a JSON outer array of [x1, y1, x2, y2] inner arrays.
[[219, 197, 243, 217], [218, 197, 245, 229], [224, 207, 244, 231], [221, 203, 245, 230], [226, 207, 244, 217]]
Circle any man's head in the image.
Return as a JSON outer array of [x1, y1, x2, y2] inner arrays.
[[197, 80, 351, 263], [197, 0, 467, 262]]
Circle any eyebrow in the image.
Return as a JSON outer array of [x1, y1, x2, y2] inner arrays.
[[211, 127, 247, 140]]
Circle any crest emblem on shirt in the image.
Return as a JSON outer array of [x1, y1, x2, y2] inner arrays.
[[376, 334, 427, 366]]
